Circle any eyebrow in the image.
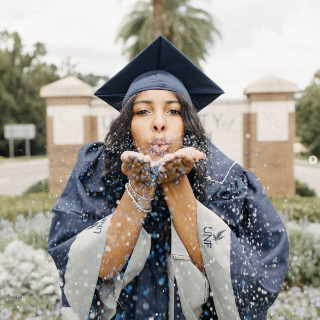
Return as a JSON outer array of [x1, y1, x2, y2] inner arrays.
[[133, 99, 180, 105]]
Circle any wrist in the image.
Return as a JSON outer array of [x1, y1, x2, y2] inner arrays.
[[130, 179, 156, 199]]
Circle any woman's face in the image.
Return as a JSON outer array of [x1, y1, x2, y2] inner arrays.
[[131, 90, 184, 161]]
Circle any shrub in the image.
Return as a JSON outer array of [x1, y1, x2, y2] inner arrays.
[[285, 222, 320, 287], [268, 286, 320, 319], [0, 225, 50, 253], [0, 192, 57, 225], [0, 295, 61, 320], [0, 240, 60, 299], [0, 239, 61, 319], [17, 226, 50, 251], [295, 179, 317, 197], [24, 179, 49, 194], [271, 196, 320, 223]]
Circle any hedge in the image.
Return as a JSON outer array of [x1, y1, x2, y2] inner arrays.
[[271, 196, 320, 223], [0, 193, 57, 225]]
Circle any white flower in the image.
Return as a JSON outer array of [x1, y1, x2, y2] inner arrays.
[[0, 240, 60, 299]]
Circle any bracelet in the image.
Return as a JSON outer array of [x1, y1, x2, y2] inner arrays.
[[125, 183, 152, 213], [128, 180, 154, 201]]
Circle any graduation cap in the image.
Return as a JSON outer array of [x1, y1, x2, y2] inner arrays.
[[94, 36, 224, 112]]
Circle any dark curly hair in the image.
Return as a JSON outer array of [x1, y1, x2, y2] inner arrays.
[[103, 91, 209, 207]]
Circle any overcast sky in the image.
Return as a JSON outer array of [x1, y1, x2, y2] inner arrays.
[[1, 0, 319, 97]]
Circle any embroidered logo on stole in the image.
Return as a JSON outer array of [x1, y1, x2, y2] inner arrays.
[[203, 227, 226, 248]]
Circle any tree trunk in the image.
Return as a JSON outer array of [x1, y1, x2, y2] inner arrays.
[[153, 0, 162, 39]]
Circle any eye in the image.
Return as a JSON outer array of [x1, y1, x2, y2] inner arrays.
[[136, 109, 151, 115], [167, 109, 181, 115]]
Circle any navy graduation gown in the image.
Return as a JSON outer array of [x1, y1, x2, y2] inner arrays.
[[47, 141, 289, 320]]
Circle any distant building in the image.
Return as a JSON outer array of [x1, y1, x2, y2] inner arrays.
[[41, 75, 298, 197]]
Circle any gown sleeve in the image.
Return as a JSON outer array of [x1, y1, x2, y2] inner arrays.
[[198, 166, 289, 320], [47, 142, 151, 320]]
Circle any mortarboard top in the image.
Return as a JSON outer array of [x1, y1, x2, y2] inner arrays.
[[94, 36, 224, 112]]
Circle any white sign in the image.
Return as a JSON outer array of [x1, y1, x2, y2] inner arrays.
[[4, 124, 36, 140]]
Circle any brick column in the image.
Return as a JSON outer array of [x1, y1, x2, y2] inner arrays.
[[243, 75, 298, 197], [41, 77, 97, 194]]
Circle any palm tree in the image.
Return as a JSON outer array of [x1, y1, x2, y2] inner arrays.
[[153, 0, 162, 38], [117, 0, 220, 68]]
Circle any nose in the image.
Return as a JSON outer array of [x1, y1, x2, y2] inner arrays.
[[153, 124, 165, 131], [152, 113, 166, 132]]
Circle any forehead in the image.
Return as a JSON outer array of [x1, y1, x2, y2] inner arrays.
[[135, 89, 179, 102]]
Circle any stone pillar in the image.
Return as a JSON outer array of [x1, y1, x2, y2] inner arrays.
[[41, 76, 97, 194], [243, 75, 298, 197]]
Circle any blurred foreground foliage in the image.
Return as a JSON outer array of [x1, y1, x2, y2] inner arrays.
[[0, 192, 57, 224], [1, 295, 61, 320], [268, 286, 320, 319], [0, 191, 320, 318], [285, 224, 320, 287], [0, 225, 49, 252], [271, 196, 320, 288]]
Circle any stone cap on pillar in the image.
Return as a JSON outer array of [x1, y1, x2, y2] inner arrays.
[[244, 74, 299, 101], [40, 76, 94, 98]]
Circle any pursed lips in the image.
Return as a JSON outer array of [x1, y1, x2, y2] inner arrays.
[[150, 137, 171, 154]]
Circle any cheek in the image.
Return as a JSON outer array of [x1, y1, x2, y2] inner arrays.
[[176, 119, 184, 136], [130, 120, 139, 145], [131, 119, 147, 147], [171, 119, 184, 145]]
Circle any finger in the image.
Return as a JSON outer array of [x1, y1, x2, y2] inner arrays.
[[122, 152, 144, 173], [141, 155, 152, 172], [158, 169, 168, 179], [121, 151, 132, 162], [169, 158, 186, 176], [121, 151, 140, 162], [158, 153, 175, 166], [150, 160, 159, 168], [131, 153, 146, 169], [191, 150, 206, 160], [175, 148, 205, 160], [143, 154, 152, 163], [179, 154, 195, 168], [159, 154, 182, 173], [131, 159, 144, 174], [121, 156, 134, 173], [164, 162, 174, 172]]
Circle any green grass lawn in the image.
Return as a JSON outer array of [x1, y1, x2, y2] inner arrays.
[[0, 192, 57, 224]]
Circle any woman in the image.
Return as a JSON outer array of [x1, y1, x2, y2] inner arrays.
[[48, 36, 289, 320]]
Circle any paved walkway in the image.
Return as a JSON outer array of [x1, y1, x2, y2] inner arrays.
[[0, 157, 319, 197], [0, 158, 49, 196], [294, 158, 320, 197]]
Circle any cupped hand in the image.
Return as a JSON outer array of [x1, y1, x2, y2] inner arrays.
[[157, 147, 206, 184], [121, 151, 157, 183]]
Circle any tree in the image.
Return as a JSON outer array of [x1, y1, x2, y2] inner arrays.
[[117, 0, 220, 68], [0, 31, 110, 158], [153, 0, 162, 39], [0, 30, 60, 157], [296, 70, 320, 158], [76, 73, 109, 88], [59, 57, 109, 87]]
